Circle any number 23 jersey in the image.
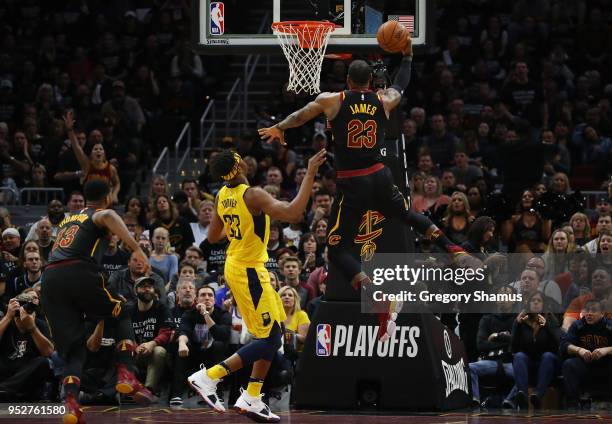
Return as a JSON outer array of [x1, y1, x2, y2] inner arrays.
[[330, 89, 386, 171], [48, 208, 109, 264], [217, 184, 270, 264]]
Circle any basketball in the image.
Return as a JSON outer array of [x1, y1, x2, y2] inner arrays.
[[376, 20, 408, 53]]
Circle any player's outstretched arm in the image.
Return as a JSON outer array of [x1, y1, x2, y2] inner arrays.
[[258, 93, 338, 145], [245, 149, 327, 223], [93, 209, 149, 268], [379, 36, 413, 114]]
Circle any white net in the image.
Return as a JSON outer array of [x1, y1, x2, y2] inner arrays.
[[272, 21, 335, 95]]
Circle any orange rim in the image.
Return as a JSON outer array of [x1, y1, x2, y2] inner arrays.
[[272, 20, 336, 49]]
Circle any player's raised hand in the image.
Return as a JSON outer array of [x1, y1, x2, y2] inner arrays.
[[401, 31, 413, 56], [306, 149, 327, 175], [63, 110, 75, 130], [258, 125, 286, 146]]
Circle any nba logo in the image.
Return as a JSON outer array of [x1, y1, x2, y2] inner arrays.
[[210, 2, 224, 35], [316, 324, 331, 357]]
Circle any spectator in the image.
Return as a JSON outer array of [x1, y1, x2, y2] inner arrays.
[[543, 229, 573, 279], [172, 285, 231, 407], [415, 152, 438, 177], [150, 194, 194, 258], [516, 264, 562, 312], [297, 232, 320, 281], [306, 259, 328, 318], [504, 190, 551, 253], [150, 175, 170, 199], [313, 218, 328, 250], [0, 131, 33, 186], [101, 235, 130, 277], [441, 191, 473, 245], [172, 190, 197, 223], [450, 149, 484, 187], [1, 228, 22, 275], [308, 188, 333, 226], [279, 257, 309, 310], [181, 179, 207, 211], [0, 293, 54, 401], [199, 237, 228, 275], [563, 253, 593, 307], [64, 111, 120, 203], [440, 170, 457, 196], [510, 292, 562, 409], [282, 219, 303, 250], [501, 61, 545, 131], [584, 214, 611, 255], [411, 175, 451, 219], [34, 218, 54, 261], [422, 114, 459, 168], [279, 286, 310, 354], [561, 300, 612, 409], [66, 191, 86, 214], [410, 171, 427, 197], [267, 220, 285, 260], [4, 251, 42, 301], [461, 216, 496, 258], [190, 200, 213, 247], [592, 229, 612, 271], [167, 261, 205, 298], [563, 268, 611, 331], [469, 285, 516, 407], [26, 199, 66, 242], [570, 212, 591, 246], [109, 252, 167, 307], [124, 196, 148, 229], [466, 185, 486, 218], [101, 80, 146, 135], [129, 277, 175, 396], [149, 227, 178, 283]]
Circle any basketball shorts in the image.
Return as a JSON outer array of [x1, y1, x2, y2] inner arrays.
[[41, 260, 123, 356], [224, 259, 286, 339]]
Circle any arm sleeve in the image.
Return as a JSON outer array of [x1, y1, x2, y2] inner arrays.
[[390, 56, 413, 94], [153, 305, 175, 346]]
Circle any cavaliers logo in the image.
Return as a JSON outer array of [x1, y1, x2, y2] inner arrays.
[[354, 210, 385, 262]]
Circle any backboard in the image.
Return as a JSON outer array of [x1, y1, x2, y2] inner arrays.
[[193, 0, 432, 54]]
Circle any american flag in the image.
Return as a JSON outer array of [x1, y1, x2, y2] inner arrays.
[[387, 15, 415, 33]]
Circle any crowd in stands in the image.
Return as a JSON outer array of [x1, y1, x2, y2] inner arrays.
[[0, 0, 611, 412]]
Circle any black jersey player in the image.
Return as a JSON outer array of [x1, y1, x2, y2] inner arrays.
[[41, 180, 153, 423], [259, 45, 469, 340]]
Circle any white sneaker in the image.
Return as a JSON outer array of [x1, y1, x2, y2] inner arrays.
[[187, 365, 225, 412], [234, 388, 280, 423]]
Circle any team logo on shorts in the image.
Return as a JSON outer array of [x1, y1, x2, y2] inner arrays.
[[316, 324, 331, 356], [262, 312, 271, 326], [354, 210, 386, 262], [210, 2, 225, 35], [327, 234, 341, 245]]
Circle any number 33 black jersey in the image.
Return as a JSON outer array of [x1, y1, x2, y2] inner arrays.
[[330, 90, 386, 171]]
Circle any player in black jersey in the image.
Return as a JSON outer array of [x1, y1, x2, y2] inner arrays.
[[41, 180, 153, 423], [259, 48, 470, 340]]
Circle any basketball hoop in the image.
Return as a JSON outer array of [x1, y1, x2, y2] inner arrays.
[[272, 21, 336, 95]]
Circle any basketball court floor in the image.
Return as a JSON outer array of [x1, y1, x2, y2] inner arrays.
[[1, 407, 610, 424]]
